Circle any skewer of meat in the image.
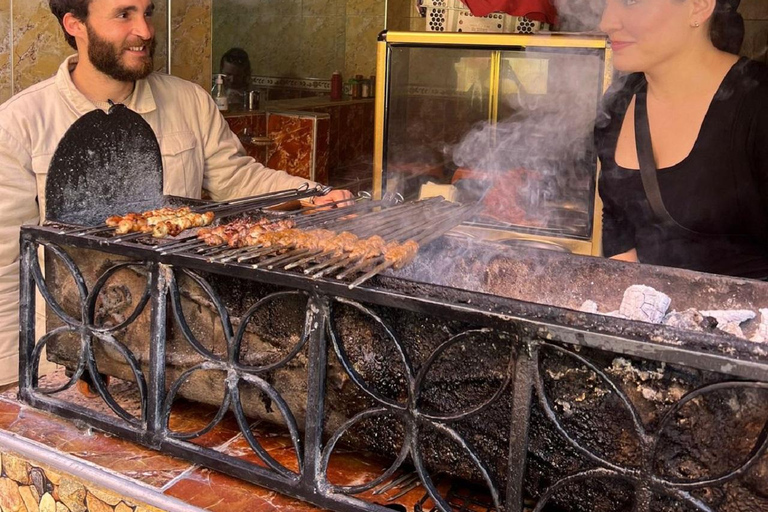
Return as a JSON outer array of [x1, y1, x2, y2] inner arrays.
[[106, 206, 214, 238]]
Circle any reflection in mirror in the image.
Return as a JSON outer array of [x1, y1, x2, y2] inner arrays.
[[212, 0, 386, 103], [211, 0, 388, 193]]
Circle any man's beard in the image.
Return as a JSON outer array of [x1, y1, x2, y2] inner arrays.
[[86, 24, 156, 82]]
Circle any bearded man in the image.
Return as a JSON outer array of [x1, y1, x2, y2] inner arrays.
[[0, 0, 351, 386]]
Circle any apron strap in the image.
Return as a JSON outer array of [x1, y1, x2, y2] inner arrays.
[[634, 87, 704, 236]]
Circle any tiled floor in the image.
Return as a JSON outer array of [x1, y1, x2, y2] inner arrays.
[[0, 373, 443, 512]]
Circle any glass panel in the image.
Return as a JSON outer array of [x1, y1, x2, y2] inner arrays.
[[475, 49, 603, 239], [384, 46, 494, 199], [384, 44, 604, 241]]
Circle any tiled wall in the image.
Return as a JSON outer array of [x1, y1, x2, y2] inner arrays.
[[344, 0, 385, 79], [741, 0, 768, 63], [170, 0, 212, 89], [0, 0, 210, 107], [212, 0, 383, 85], [386, 0, 426, 32], [0, 0, 10, 104]]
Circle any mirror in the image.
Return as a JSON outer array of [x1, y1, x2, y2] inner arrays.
[[211, 0, 388, 101]]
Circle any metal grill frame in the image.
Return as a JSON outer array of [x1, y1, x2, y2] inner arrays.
[[18, 225, 768, 512]]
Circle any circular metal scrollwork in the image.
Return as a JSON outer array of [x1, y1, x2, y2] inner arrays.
[[165, 271, 307, 479], [27, 242, 149, 426], [533, 343, 768, 512], [322, 297, 515, 512]]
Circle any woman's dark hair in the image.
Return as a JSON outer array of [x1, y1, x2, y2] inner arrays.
[[710, 0, 744, 54], [220, 48, 252, 78], [49, 0, 91, 50]]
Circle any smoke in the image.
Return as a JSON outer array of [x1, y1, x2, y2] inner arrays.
[[553, 0, 605, 32], [450, 51, 603, 232]]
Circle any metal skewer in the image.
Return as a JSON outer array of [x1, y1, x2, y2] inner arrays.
[[347, 204, 479, 289]]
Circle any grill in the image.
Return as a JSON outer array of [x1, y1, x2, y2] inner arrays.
[[17, 104, 768, 512], [52, 192, 476, 289]]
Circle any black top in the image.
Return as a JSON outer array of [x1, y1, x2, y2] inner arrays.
[[596, 58, 768, 278]]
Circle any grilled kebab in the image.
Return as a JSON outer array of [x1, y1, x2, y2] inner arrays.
[[106, 206, 215, 238], [197, 218, 420, 269]]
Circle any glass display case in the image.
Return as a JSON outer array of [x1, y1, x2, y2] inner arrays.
[[373, 32, 613, 255]]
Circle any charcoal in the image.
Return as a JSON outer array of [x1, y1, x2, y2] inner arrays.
[[618, 285, 671, 323]]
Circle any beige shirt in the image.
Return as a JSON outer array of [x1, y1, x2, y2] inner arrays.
[[0, 55, 315, 384]]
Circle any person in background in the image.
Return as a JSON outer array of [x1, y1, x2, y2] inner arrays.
[[220, 47, 252, 109], [596, 0, 768, 278], [0, 0, 352, 386]]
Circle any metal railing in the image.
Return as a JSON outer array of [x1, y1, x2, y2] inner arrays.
[[18, 225, 768, 512]]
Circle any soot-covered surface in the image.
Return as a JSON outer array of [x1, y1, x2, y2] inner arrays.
[[45, 104, 163, 226], [389, 234, 768, 344], [38, 237, 768, 511]]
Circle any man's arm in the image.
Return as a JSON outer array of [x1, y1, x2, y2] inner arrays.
[[195, 90, 354, 206], [197, 91, 317, 201], [0, 127, 39, 385]]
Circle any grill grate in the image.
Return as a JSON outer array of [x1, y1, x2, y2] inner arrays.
[[171, 196, 477, 289], [46, 190, 477, 289], [56, 184, 330, 241]]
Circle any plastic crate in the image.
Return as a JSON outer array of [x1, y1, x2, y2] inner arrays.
[[420, 0, 549, 34]]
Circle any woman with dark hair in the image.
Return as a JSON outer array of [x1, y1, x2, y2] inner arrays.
[[596, 0, 768, 278]]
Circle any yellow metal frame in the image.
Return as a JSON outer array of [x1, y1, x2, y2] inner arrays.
[[373, 31, 613, 255]]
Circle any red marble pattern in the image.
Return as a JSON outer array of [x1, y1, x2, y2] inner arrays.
[[165, 468, 323, 511], [309, 100, 375, 186], [225, 112, 271, 164], [0, 397, 191, 488], [225, 112, 267, 139], [315, 117, 330, 185], [0, 390, 449, 511], [266, 114, 315, 181]]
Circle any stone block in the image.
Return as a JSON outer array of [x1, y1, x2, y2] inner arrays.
[[58, 478, 86, 512], [2, 454, 31, 485], [0, 477, 24, 512], [86, 493, 114, 512], [89, 488, 123, 506], [39, 493, 56, 512], [18, 486, 40, 512]]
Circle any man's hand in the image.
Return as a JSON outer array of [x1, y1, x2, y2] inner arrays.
[[313, 189, 355, 208]]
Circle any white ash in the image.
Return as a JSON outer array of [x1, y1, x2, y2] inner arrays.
[[580, 285, 767, 340], [578, 300, 598, 314], [699, 309, 756, 326], [718, 322, 746, 339], [619, 285, 671, 324], [609, 357, 666, 383], [749, 308, 768, 344]]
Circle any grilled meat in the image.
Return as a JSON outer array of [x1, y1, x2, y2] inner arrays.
[[197, 217, 297, 247], [106, 207, 214, 238], [384, 240, 419, 269]]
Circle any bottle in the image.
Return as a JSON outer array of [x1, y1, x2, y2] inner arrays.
[[361, 79, 370, 99], [369, 75, 376, 97], [330, 71, 343, 101], [212, 74, 229, 111], [352, 74, 363, 100], [247, 90, 260, 111]]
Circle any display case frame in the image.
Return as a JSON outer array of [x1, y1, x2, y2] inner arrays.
[[373, 31, 613, 255]]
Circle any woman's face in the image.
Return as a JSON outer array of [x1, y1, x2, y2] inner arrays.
[[600, 0, 695, 72]]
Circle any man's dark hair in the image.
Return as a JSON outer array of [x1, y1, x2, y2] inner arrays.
[[220, 48, 251, 78], [49, 0, 92, 50], [711, 0, 744, 55]]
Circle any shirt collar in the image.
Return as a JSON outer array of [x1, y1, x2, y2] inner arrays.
[[55, 54, 157, 115]]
